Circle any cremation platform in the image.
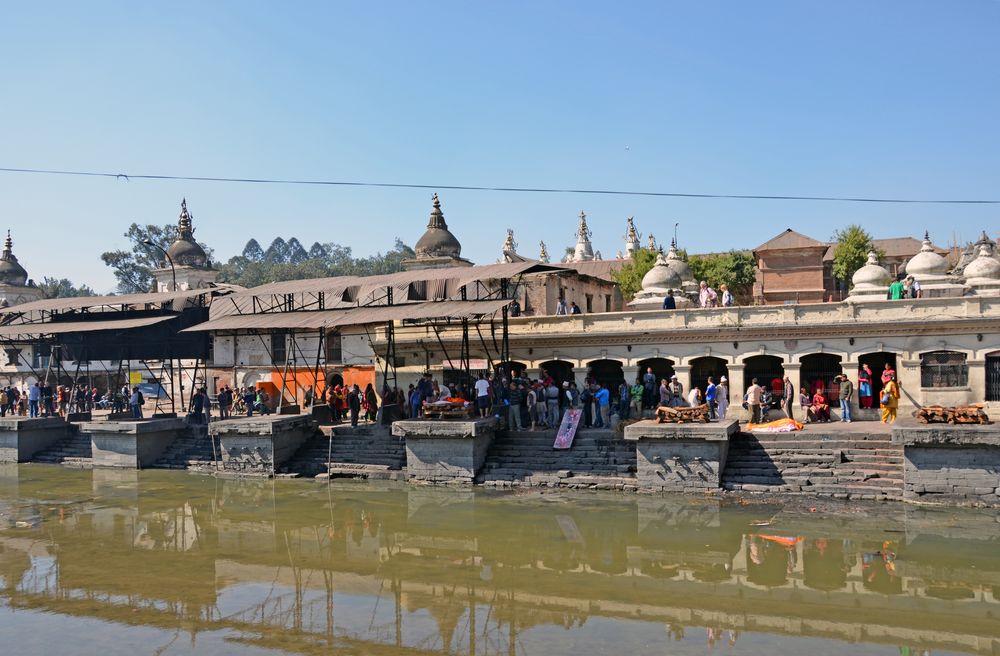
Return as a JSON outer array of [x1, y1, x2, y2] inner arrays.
[[0, 417, 73, 463], [210, 414, 317, 475], [80, 418, 188, 469], [624, 420, 740, 492], [392, 417, 498, 484]]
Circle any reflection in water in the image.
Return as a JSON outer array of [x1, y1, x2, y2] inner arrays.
[[0, 465, 998, 655]]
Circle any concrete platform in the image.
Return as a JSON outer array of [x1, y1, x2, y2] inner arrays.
[[210, 414, 317, 475], [79, 418, 188, 469], [0, 417, 73, 463], [624, 419, 740, 492], [892, 424, 1000, 506], [392, 417, 497, 484]]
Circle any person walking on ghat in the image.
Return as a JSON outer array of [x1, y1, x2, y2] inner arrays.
[[880, 371, 900, 424], [782, 375, 795, 419], [716, 376, 729, 419], [838, 374, 854, 423]]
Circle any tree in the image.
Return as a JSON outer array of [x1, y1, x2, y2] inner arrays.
[[610, 248, 658, 301], [831, 225, 881, 288], [307, 242, 328, 260], [242, 239, 264, 262], [217, 238, 415, 287], [101, 223, 214, 293], [286, 237, 309, 264], [263, 237, 290, 263], [689, 250, 757, 301], [38, 277, 96, 299]]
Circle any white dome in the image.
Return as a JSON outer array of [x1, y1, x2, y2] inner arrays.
[[664, 243, 694, 284], [964, 245, 1000, 282], [641, 252, 682, 290], [851, 251, 891, 289], [905, 234, 948, 277]]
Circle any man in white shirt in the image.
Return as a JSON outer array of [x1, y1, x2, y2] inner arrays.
[[746, 378, 763, 424], [474, 374, 491, 417]]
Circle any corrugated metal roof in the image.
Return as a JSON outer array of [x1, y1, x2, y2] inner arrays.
[[224, 262, 560, 301], [0, 288, 216, 314], [0, 315, 176, 337], [183, 299, 511, 332]]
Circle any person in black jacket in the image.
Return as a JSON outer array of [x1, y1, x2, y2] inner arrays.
[[348, 385, 362, 427], [662, 291, 676, 310]]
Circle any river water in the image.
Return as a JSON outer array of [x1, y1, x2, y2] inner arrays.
[[1, 464, 998, 655]]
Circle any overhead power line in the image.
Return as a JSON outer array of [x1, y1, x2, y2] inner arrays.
[[0, 165, 997, 204]]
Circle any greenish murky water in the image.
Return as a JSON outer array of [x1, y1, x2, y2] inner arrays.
[[1, 465, 999, 655]]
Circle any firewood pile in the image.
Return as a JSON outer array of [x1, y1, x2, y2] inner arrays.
[[916, 404, 991, 425], [655, 404, 710, 424]]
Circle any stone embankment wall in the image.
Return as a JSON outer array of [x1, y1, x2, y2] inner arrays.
[[393, 418, 497, 484], [721, 429, 904, 501], [893, 426, 1000, 506], [210, 415, 317, 474]]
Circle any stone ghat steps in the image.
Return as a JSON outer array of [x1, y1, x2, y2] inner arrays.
[[478, 429, 636, 485], [151, 427, 219, 470], [282, 426, 406, 478], [722, 430, 904, 501], [31, 432, 92, 465]]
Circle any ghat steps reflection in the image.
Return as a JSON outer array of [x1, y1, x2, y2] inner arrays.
[[1, 466, 999, 655]]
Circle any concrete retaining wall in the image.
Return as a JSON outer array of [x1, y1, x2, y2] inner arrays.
[[210, 415, 317, 475], [624, 420, 738, 492], [0, 417, 72, 463], [893, 426, 1000, 506], [80, 418, 188, 469], [393, 418, 497, 484]]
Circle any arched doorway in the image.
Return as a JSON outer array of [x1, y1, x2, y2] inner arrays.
[[495, 360, 527, 381], [743, 355, 784, 396], [587, 359, 624, 391], [690, 357, 729, 395], [539, 360, 574, 386], [801, 354, 843, 401], [858, 352, 898, 409], [636, 358, 675, 386]]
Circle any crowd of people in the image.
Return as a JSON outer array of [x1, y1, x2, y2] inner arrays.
[[741, 363, 902, 425], [0, 382, 102, 418]]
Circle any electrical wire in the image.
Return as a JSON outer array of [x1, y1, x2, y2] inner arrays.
[[0, 165, 997, 204]]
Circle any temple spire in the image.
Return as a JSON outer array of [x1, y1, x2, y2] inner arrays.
[[427, 192, 448, 229], [2, 230, 12, 260], [539, 240, 550, 263], [571, 210, 595, 262], [624, 216, 641, 258], [178, 198, 194, 240]]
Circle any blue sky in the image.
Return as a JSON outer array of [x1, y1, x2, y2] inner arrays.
[[1, 1, 997, 291]]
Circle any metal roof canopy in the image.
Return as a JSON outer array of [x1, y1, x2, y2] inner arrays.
[[0, 315, 175, 337], [183, 299, 511, 332], [0, 288, 216, 315], [222, 262, 558, 300]]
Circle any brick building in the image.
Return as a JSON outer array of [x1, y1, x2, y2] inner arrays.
[[752, 229, 829, 305]]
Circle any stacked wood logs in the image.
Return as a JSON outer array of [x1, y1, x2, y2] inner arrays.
[[916, 404, 991, 425], [655, 404, 710, 424]]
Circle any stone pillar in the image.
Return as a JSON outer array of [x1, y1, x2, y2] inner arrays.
[[968, 359, 986, 404], [727, 364, 746, 409], [897, 358, 921, 411], [622, 366, 640, 385], [672, 365, 692, 397], [840, 360, 858, 419]]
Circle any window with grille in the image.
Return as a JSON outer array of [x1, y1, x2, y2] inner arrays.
[[920, 351, 968, 388], [270, 333, 287, 366]]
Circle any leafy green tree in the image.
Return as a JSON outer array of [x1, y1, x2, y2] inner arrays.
[[610, 248, 658, 301], [264, 237, 290, 263], [38, 277, 96, 298], [100, 223, 213, 294], [217, 238, 415, 287], [307, 242, 328, 259], [831, 225, 881, 288], [287, 237, 308, 264], [241, 239, 264, 262], [689, 250, 757, 301]]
